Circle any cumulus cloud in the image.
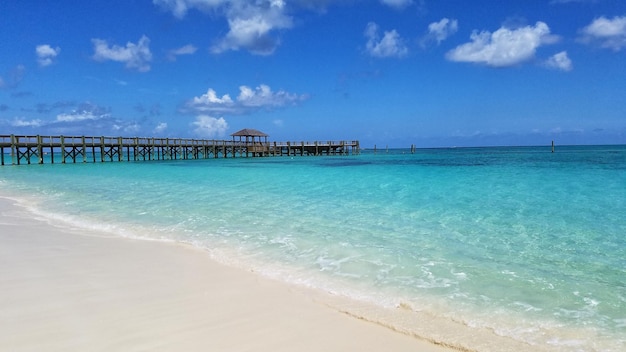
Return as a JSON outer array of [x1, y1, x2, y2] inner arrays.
[[56, 110, 110, 123], [579, 16, 626, 51], [187, 88, 235, 114], [154, 122, 168, 134], [54, 102, 111, 123], [153, 0, 221, 19], [380, 0, 413, 9], [9, 102, 120, 134], [11, 118, 43, 127], [92, 35, 152, 72], [446, 22, 558, 67], [36, 44, 61, 67], [167, 44, 197, 61], [56, 111, 104, 122], [191, 115, 228, 137], [544, 51, 573, 71], [113, 122, 141, 134], [422, 18, 458, 46], [365, 22, 408, 58], [237, 84, 303, 107], [155, 0, 292, 55], [4, 101, 144, 135], [184, 84, 307, 115], [213, 1, 293, 55]]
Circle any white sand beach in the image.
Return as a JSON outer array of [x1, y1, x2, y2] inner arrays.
[[0, 197, 455, 352]]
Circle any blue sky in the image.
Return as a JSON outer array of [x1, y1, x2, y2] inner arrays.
[[1, 0, 625, 147]]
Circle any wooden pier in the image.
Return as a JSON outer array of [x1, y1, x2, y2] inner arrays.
[[0, 135, 360, 166]]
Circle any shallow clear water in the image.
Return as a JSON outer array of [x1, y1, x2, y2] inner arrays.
[[2, 145, 625, 351]]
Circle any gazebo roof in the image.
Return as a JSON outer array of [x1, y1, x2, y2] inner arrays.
[[230, 128, 269, 137]]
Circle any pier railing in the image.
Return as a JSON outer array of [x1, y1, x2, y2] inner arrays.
[[0, 135, 360, 165]]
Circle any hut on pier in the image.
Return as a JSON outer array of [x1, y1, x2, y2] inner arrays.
[[231, 128, 269, 157]]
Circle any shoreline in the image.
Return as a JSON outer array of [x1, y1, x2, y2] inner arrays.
[[0, 196, 456, 352]]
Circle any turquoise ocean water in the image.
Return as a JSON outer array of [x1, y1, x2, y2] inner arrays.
[[1, 145, 625, 351]]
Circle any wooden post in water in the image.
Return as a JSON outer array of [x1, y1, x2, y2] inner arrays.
[[61, 135, 68, 164], [119, 137, 124, 162], [91, 137, 96, 163], [10, 134, 16, 165], [50, 136, 55, 164], [551, 140, 555, 153], [37, 135, 43, 164], [99, 136, 105, 162], [81, 136, 86, 163]]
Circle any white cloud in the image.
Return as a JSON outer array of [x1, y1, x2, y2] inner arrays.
[[446, 22, 558, 67], [544, 51, 573, 71], [154, 122, 168, 133], [153, 0, 226, 19], [380, 0, 413, 9], [56, 110, 108, 122], [189, 89, 235, 114], [423, 18, 458, 46], [113, 122, 141, 134], [167, 44, 197, 61], [365, 22, 408, 58], [55, 103, 111, 122], [36, 44, 61, 67], [237, 84, 302, 107], [155, 0, 292, 55], [184, 84, 307, 115], [196, 89, 234, 105], [12, 118, 43, 127], [4, 101, 150, 135], [579, 16, 626, 51], [92, 35, 152, 72], [191, 115, 228, 137], [212, 1, 292, 55]]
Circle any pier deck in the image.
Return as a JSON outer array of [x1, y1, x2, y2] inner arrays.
[[0, 135, 360, 166]]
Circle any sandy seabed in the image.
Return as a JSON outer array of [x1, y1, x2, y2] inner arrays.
[[0, 197, 455, 352]]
